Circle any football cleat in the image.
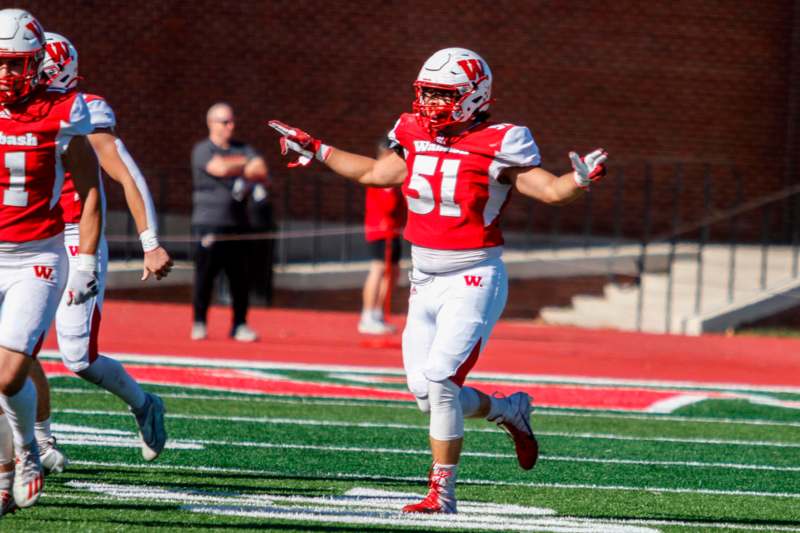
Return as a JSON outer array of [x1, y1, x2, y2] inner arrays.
[[13, 440, 44, 508], [0, 488, 17, 517], [402, 465, 457, 514], [132, 392, 167, 461], [39, 437, 68, 475], [491, 392, 539, 470]]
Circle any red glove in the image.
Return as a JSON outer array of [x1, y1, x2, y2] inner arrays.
[[570, 148, 608, 189], [268, 120, 332, 168]]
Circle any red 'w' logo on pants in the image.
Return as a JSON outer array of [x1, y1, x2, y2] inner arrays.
[[68, 245, 79, 257], [33, 266, 53, 280], [464, 275, 482, 287]]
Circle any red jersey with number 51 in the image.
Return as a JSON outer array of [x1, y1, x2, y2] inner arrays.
[[388, 113, 540, 250], [0, 90, 92, 242]]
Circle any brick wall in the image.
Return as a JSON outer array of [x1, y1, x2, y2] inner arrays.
[[15, 0, 800, 239]]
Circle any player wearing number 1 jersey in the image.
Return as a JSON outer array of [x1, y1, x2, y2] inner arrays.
[[270, 47, 607, 513], [0, 8, 102, 512]]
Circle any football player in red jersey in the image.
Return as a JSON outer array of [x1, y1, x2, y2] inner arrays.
[[20, 31, 173, 476], [0, 9, 103, 511], [271, 47, 607, 514]]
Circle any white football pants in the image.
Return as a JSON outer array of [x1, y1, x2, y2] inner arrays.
[[54, 224, 108, 372], [0, 233, 67, 356], [402, 255, 508, 402]]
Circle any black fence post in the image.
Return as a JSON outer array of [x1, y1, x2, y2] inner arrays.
[[280, 175, 291, 266], [694, 165, 712, 316], [312, 174, 322, 266], [635, 163, 653, 331], [727, 167, 743, 303], [760, 206, 771, 290], [609, 167, 625, 283], [665, 163, 683, 333], [582, 188, 593, 252], [342, 180, 352, 262]]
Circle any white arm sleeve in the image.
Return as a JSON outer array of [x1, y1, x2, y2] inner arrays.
[[488, 126, 541, 181], [114, 138, 158, 233]]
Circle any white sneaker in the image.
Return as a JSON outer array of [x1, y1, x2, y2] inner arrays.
[[358, 318, 396, 335], [132, 393, 167, 461], [490, 392, 539, 470], [232, 324, 258, 342], [13, 441, 44, 509], [191, 322, 207, 340], [39, 437, 68, 475]]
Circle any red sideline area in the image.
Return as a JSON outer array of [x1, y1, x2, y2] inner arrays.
[[42, 301, 800, 388]]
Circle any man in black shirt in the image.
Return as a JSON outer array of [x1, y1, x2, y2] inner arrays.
[[191, 102, 268, 341]]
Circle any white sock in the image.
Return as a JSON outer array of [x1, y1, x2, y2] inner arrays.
[[460, 386, 481, 417], [370, 309, 384, 323], [0, 378, 37, 448], [360, 309, 374, 322], [0, 469, 12, 492], [35, 418, 52, 446], [78, 355, 146, 410], [431, 462, 458, 503], [487, 394, 509, 422], [0, 414, 13, 465]]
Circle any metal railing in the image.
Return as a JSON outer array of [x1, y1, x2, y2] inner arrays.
[[630, 181, 800, 332]]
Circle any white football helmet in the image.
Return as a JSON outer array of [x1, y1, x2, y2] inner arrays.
[[0, 8, 46, 103], [41, 32, 79, 92], [413, 47, 493, 131]]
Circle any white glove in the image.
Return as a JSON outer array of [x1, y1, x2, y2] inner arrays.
[[570, 149, 608, 189], [67, 254, 99, 306], [268, 120, 332, 168]]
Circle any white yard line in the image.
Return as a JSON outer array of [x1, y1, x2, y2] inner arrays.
[[39, 350, 800, 394], [67, 460, 800, 499], [50, 387, 800, 428], [54, 408, 800, 449]]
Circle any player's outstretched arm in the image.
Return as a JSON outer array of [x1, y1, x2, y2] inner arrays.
[[268, 120, 405, 186], [507, 149, 607, 205], [63, 136, 102, 305], [88, 130, 173, 281]]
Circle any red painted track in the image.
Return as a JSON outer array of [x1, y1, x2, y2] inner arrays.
[[42, 300, 800, 388]]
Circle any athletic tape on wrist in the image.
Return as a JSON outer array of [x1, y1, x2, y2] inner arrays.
[[78, 253, 98, 272], [316, 144, 332, 162], [139, 228, 160, 252], [573, 171, 590, 190]]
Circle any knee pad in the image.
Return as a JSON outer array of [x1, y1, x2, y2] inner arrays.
[[428, 379, 464, 441], [415, 396, 431, 413], [57, 334, 92, 373]]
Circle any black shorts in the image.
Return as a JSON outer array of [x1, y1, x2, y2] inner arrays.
[[367, 237, 401, 263]]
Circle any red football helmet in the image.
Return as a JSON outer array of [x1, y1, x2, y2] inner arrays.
[[413, 47, 493, 132], [0, 9, 46, 104]]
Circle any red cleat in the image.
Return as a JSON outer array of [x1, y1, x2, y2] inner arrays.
[[402, 465, 457, 514]]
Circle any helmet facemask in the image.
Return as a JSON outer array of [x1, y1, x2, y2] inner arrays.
[[412, 48, 494, 134], [0, 49, 43, 103]]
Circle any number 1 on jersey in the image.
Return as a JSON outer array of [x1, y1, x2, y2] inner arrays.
[[406, 155, 462, 217], [3, 152, 28, 207]]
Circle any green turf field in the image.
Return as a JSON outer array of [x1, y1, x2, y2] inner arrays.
[[4, 373, 800, 532]]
